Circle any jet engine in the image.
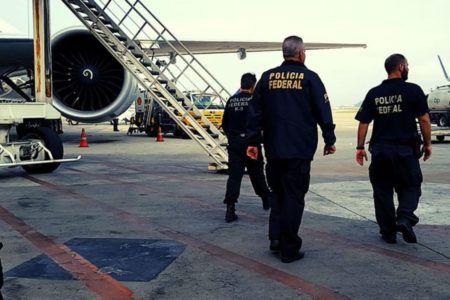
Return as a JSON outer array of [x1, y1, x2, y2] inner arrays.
[[51, 29, 137, 123]]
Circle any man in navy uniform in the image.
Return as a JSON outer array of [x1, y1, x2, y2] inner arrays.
[[355, 53, 432, 244], [246, 36, 336, 263], [222, 73, 272, 223]]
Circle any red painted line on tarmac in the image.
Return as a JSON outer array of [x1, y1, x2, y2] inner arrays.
[[46, 166, 450, 272], [417, 224, 450, 237], [306, 229, 450, 273], [97, 163, 450, 268], [21, 171, 450, 298], [0, 205, 133, 300], [81, 204, 348, 299], [57, 166, 450, 273], [22, 174, 348, 300], [159, 228, 349, 300]]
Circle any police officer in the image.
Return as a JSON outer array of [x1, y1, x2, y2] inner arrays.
[[246, 36, 336, 263], [222, 73, 272, 223], [355, 53, 432, 244]]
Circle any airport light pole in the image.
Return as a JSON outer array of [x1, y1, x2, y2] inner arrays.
[[33, 0, 52, 103]]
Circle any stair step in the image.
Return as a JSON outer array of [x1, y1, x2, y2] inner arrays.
[[83, 2, 96, 9], [115, 34, 127, 42], [64, 0, 229, 168], [105, 25, 119, 33], [89, 8, 100, 15], [132, 52, 144, 59], [98, 16, 110, 24]]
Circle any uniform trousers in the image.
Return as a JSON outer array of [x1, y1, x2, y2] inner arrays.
[[224, 137, 270, 204], [369, 143, 422, 236], [266, 158, 311, 259]]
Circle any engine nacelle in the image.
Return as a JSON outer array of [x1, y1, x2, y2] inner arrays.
[[52, 29, 137, 123]]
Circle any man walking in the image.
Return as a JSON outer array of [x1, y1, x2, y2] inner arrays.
[[246, 36, 336, 262], [355, 53, 432, 244], [222, 73, 271, 222]]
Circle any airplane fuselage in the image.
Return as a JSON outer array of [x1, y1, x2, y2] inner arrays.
[[0, 38, 33, 76]]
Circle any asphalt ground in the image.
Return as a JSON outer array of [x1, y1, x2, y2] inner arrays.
[[0, 109, 449, 300]]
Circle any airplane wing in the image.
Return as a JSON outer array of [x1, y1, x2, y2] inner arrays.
[[139, 40, 367, 57]]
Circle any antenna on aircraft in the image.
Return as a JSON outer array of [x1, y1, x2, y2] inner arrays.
[[438, 55, 449, 82]]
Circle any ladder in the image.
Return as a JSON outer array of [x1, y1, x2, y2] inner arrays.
[[61, 0, 230, 170]]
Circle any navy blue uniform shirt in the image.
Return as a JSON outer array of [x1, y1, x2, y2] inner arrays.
[[355, 78, 429, 144], [246, 60, 336, 160], [222, 91, 254, 138]]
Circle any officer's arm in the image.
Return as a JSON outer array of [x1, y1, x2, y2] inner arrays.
[[418, 113, 432, 161], [246, 80, 263, 146], [310, 74, 336, 147], [246, 80, 264, 160], [356, 122, 369, 166], [415, 86, 432, 161]]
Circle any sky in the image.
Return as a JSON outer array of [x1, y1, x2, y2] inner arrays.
[[1, 0, 449, 107]]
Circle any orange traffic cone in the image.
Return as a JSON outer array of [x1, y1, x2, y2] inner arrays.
[[156, 126, 164, 142], [79, 128, 89, 147]]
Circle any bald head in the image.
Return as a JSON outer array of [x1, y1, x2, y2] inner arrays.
[[282, 36, 305, 60]]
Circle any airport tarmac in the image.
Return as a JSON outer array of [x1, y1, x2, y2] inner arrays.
[[0, 109, 449, 300]]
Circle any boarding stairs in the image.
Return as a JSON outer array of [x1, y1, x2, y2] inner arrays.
[[61, 0, 230, 170]]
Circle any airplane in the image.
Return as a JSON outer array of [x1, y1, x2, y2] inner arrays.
[[0, 29, 366, 125], [0, 2, 365, 174]]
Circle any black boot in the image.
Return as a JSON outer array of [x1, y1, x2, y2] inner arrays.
[[397, 219, 417, 243], [225, 203, 238, 223]]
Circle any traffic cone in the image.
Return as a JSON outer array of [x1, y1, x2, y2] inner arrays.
[[79, 128, 89, 147], [156, 126, 164, 142]]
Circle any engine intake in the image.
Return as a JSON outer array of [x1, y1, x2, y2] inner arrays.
[[52, 29, 137, 123]]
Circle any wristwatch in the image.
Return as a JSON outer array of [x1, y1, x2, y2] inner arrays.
[[356, 146, 365, 150]]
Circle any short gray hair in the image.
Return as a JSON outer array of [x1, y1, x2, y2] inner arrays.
[[282, 36, 304, 58]]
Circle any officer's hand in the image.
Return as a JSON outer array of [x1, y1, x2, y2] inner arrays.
[[247, 146, 259, 160], [323, 144, 336, 156], [356, 149, 368, 166], [422, 144, 432, 161]]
